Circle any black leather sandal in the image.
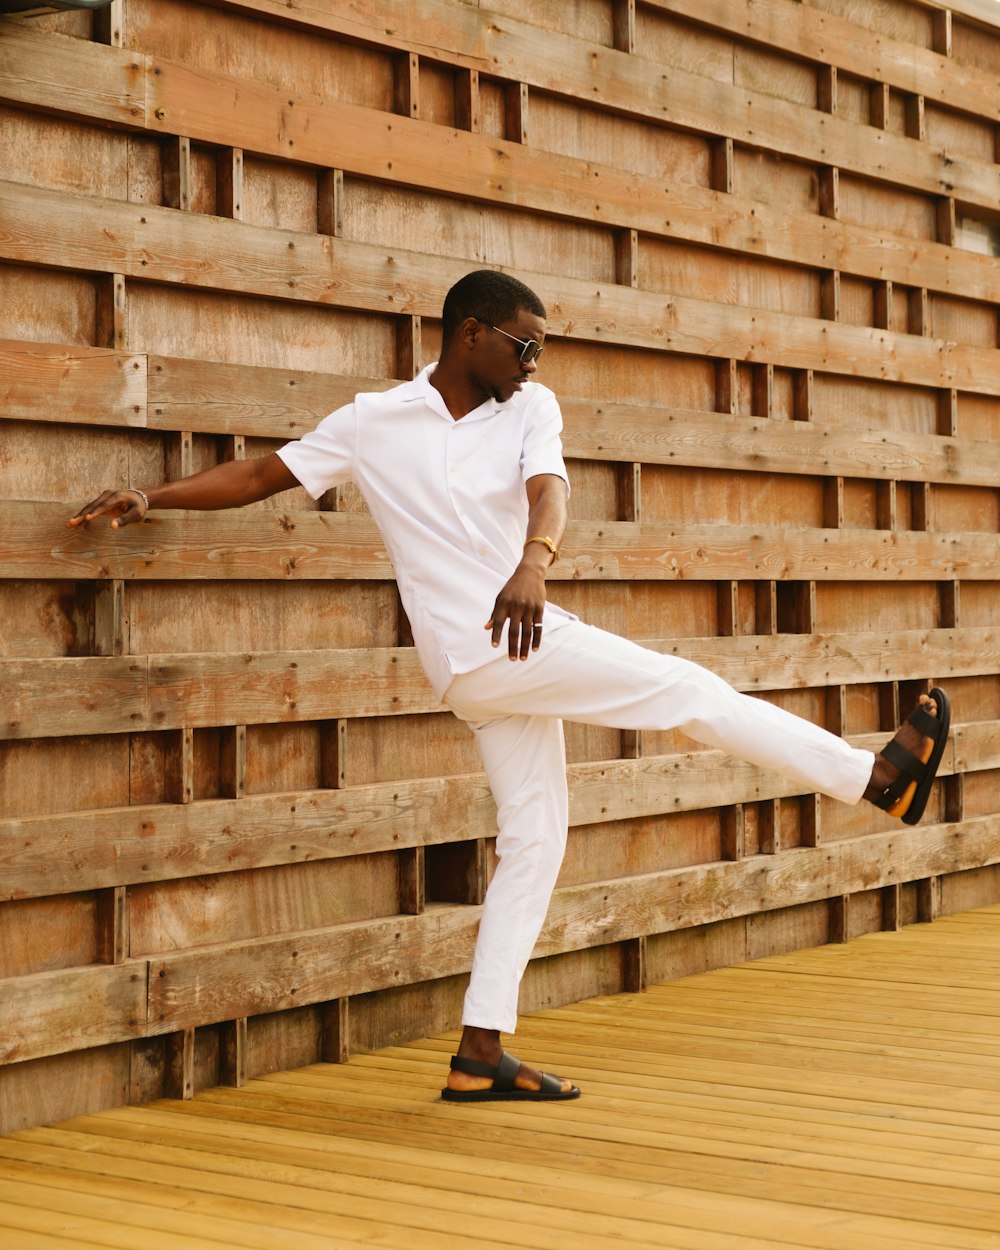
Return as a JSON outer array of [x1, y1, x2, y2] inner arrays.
[[441, 1050, 581, 1102], [872, 687, 950, 826]]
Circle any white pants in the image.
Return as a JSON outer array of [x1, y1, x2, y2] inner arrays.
[[443, 621, 874, 1034]]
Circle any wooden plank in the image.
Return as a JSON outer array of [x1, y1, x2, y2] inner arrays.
[[155, 0, 1000, 214], [0, 342, 146, 429], [4, 180, 1000, 395], [147, 907, 481, 1033], [13, 344, 1000, 495], [3, 625, 997, 741], [0, 963, 147, 1065], [135, 817, 1000, 1034], [0, 24, 146, 128], [13, 500, 1000, 583], [2, 657, 148, 741], [4, 16, 1000, 312], [647, 0, 1000, 125], [202, 0, 1000, 126]]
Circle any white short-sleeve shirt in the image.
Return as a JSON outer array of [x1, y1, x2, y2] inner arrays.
[[276, 364, 576, 698]]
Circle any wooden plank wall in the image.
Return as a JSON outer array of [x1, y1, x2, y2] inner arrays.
[[2, 0, 1000, 1133]]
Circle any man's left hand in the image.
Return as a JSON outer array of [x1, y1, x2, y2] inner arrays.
[[485, 566, 547, 661]]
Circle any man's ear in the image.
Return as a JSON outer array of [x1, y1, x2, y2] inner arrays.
[[458, 316, 482, 350]]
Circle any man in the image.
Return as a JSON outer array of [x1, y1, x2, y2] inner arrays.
[[70, 269, 950, 1103]]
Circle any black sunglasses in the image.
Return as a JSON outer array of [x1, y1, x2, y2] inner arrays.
[[489, 324, 544, 366]]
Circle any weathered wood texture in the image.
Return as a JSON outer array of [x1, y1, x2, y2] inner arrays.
[[2, 0, 999, 1132]]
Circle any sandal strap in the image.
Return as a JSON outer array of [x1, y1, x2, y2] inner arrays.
[[907, 704, 942, 739], [449, 1049, 520, 1092], [881, 737, 925, 785]]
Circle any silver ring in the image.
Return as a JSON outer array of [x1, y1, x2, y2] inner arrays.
[[532, 622, 543, 629]]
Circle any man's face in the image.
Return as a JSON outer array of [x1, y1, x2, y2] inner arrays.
[[472, 310, 547, 404]]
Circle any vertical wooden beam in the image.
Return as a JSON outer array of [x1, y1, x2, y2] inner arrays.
[[755, 582, 777, 636], [828, 895, 849, 943], [167, 727, 195, 804], [96, 886, 129, 965], [820, 271, 840, 323], [317, 169, 345, 237], [905, 95, 926, 142], [96, 274, 128, 350], [398, 846, 426, 915], [911, 482, 933, 532], [166, 1027, 195, 1100], [908, 287, 930, 336], [622, 935, 646, 992], [216, 147, 244, 220], [715, 358, 738, 415], [881, 883, 902, 931], [822, 477, 846, 529], [321, 719, 348, 788], [94, 578, 128, 656], [758, 798, 780, 855], [454, 68, 481, 133], [396, 314, 423, 380], [94, 0, 125, 45], [751, 363, 773, 418], [394, 52, 419, 119], [944, 773, 964, 825], [163, 136, 192, 211], [720, 804, 745, 861], [931, 8, 952, 56], [800, 793, 821, 848], [936, 389, 958, 437], [936, 197, 957, 246], [321, 998, 350, 1064], [869, 82, 891, 130], [710, 137, 734, 194], [818, 167, 839, 219], [875, 479, 897, 531], [220, 725, 246, 800], [916, 876, 941, 924], [939, 579, 960, 629], [166, 431, 194, 481], [615, 228, 639, 288], [826, 684, 848, 737], [717, 581, 741, 638], [219, 1018, 248, 1088], [612, 0, 636, 53], [792, 369, 814, 421], [505, 83, 529, 144], [816, 64, 837, 115], [873, 280, 893, 331]]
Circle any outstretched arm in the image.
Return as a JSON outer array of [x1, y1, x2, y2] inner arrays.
[[68, 452, 301, 529], [486, 472, 569, 661]]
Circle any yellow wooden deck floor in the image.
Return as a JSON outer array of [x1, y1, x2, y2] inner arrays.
[[3, 906, 1000, 1250]]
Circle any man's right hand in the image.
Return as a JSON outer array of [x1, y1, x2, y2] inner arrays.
[[68, 489, 149, 529]]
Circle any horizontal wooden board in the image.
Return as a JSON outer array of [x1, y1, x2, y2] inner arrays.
[[140, 813, 1000, 1032], [0, 963, 147, 1066], [646, 0, 1000, 123], [9, 342, 1000, 491], [0, 342, 147, 429], [1, 628, 997, 740], [130, 0, 1000, 214], [8, 500, 1000, 584], [4, 180, 1000, 395]]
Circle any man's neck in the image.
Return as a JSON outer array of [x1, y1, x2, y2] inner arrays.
[[428, 360, 491, 421]]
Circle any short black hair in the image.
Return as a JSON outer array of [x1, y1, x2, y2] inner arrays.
[[441, 270, 546, 342]]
